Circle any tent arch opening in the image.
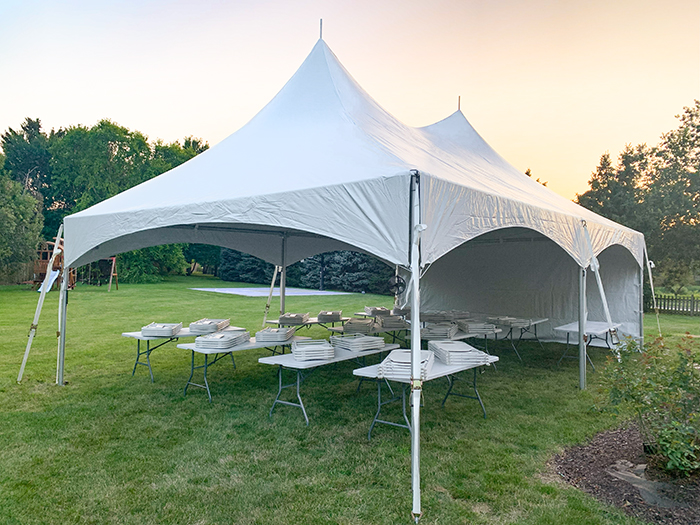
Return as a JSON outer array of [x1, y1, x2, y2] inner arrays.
[[415, 226, 643, 341]]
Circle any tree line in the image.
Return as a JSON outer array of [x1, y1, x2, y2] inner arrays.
[[0, 118, 393, 292], [2, 101, 696, 292], [0, 118, 208, 282], [576, 100, 700, 293]]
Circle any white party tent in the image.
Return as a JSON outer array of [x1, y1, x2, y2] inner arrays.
[[60, 38, 646, 519]]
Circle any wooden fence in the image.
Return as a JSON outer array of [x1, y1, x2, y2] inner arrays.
[[649, 294, 700, 316]]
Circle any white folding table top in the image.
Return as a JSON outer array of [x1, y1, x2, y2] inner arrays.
[[353, 355, 499, 384], [122, 325, 246, 341], [424, 329, 502, 341], [177, 335, 311, 355], [504, 318, 549, 328], [258, 343, 400, 370], [554, 321, 621, 336], [266, 317, 351, 326]]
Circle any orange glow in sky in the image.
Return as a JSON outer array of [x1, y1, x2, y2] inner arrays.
[[1, 0, 697, 199]]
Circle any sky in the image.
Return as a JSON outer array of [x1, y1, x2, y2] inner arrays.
[[0, 0, 698, 200]]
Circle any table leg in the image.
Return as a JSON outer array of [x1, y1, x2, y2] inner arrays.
[[269, 366, 310, 425], [442, 369, 486, 418], [533, 324, 545, 350], [184, 350, 195, 397], [558, 333, 596, 372], [368, 381, 411, 440], [507, 327, 523, 361], [558, 333, 571, 366], [132, 340, 155, 383], [183, 351, 213, 402]]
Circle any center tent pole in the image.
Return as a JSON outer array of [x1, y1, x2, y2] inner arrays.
[[409, 170, 426, 522], [280, 233, 287, 316]]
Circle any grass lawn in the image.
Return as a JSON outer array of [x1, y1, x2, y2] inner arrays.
[[0, 275, 691, 525]]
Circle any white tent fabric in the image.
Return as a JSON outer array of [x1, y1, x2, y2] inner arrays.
[[418, 229, 643, 339], [64, 39, 644, 274]]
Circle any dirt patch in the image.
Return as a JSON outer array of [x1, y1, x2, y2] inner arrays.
[[551, 425, 700, 524]]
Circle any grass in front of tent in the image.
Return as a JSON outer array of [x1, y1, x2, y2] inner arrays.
[[0, 275, 678, 524]]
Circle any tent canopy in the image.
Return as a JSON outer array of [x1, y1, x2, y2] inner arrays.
[[64, 39, 644, 274], [59, 37, 647, 518]]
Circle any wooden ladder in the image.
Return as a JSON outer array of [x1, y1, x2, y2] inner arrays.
[[108, 257, 119, 291]]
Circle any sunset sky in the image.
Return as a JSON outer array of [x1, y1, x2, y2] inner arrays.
[[1, 0, 698, 199]]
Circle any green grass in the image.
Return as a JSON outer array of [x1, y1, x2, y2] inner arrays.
[[1, 275, 686, 524]]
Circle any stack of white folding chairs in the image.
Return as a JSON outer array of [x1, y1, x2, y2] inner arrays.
[[421, 322, 459, 340], [343, 318, 376, 334], [330, 334, 385, 352], [255, 327, 296, 343], [317, 310, 342, 322], [195, 330, 250, 350], [428, 340, 496, 367], [291, 339, 335, 361], [279, 312, 310, 325], [377, 349, 434, 381]]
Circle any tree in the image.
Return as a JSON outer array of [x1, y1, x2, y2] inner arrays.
[[647, 101, 700, 264], [218, 249, 394, 295], [49, 120, 154, 215], [0, 118, 55, 196], [184, 244, 221, 275], [575, 145, 652, 234], [219, 249, 275, 284], [0, 172, 43, 279], [576, 100, 700, 292], [117, 245, 188, 283]]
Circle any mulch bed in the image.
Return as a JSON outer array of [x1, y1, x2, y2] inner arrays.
[[551, 424, 700, 525]]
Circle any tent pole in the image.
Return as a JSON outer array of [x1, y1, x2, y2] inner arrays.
[[280, 234, 287, 315], [409, 171, 424, 522], [578, 266, 587, 390], [639, 266, 644, 348], [56, 265, 68, 386], [643, 244, 662, 339]]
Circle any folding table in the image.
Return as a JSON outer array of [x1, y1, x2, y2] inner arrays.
[[327, 325, 409, 347], [421, 329, 502, 358], [489, 318, 549, 360], [554, 320, 621, 371], [177, 335, 311, 402], [122, 326, 244, 382], [265, 316, 351, 331], [258, 343, 400, 425], [353, 355, 499, 440]]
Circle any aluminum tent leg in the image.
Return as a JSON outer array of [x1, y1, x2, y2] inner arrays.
[[579, 267, 587, 390], [280, 234, 287, 316], [56, 267, 68, 386], [409, 171, 424, 522], [639, 266, 644, 348]]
